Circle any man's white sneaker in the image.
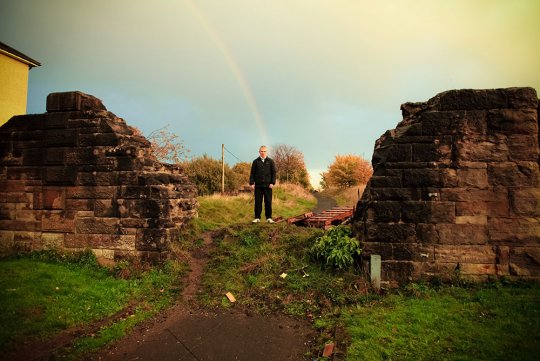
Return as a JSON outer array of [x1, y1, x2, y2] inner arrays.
[[252, 218, 261, 223], [266, 218, 275, 223]]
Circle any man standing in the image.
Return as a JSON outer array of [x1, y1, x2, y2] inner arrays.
[[249, 145, 277, 223]]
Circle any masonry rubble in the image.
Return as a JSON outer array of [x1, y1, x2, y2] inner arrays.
[[353, 87, 540, 283], [0, 91, 198, 260]]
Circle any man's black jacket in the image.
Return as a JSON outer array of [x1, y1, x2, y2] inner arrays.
[[249, 157, 276, 188]]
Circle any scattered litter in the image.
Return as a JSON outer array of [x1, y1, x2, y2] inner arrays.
[[322, 342, 335, 357], [280, 273, 288, 278], [225, 292, 236, 303]]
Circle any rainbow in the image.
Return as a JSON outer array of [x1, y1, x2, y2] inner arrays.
[[185, 0, 270, 147]]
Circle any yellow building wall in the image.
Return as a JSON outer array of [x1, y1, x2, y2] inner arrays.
[[0, 53, 30, 126]]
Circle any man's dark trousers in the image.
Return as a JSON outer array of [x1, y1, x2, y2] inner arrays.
[[254, 186, 272, 219]]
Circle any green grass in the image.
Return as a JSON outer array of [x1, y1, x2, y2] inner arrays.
[[342, 283, 540, 361], [197, 224, 369, 317], [194, 223, 540, 360], [194, 183, 316, 231], [0, 251, 185, 358], [0, 258, 129, 348]]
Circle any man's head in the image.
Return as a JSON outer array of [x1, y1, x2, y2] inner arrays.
[[259, 146, 267, 159]]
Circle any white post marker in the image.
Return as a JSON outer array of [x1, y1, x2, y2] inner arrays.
[[370, 254, 381, 290]]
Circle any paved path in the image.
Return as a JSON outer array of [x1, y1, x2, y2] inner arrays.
[[96, 306, 314, 361], [312, 192, 338, 214]]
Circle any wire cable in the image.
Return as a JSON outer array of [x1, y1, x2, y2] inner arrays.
[[223, 145, 244, 163]]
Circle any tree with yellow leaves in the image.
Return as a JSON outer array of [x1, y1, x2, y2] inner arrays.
[[321, 154, 372, 189]]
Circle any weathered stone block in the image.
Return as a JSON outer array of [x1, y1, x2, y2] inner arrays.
[[136, 228, 171, 251], [459, 263, 497, 275], [15, 210, 41, 222], [489, 217, 540, 245], [76, 211, 94, 218], [434, 245, 497, 264], [510, 188, 540, 216], [0, 207, 13, 220], [45, 148, 66, 165], [65, 198, 94, 211], [457, 169, 488, 188], [0, 220, 40, 231], [487, 109, 538, 135], [509, 247, 540, 276], [416, 224, 440, 243], [120, 186, 150, 199], [367, 201, 401, 222], [401, 201, 429, 223], [43, 166, 77, 185], [507, 135, 539, 161], [22, 148, 45, 166], [488, 162, 540, 187], [432, 88, 510, 111], [440, 188, 504, 203], [369, 176, 401, 188], [455, 215, 487, 225], [41, 232, 65, 249], [0, 180, 25, 192], [66, 186, 115, 199], [366, 223, 417, 243], [94, 199, 119, 217], [429, 202, 456, 223], [496, 246, 510, 265], [380, 260, 415, 283], [436, 224, 488, 245], [412, 262, 459, 281], [42, 187, 65, 210], [402, 169, 458, 188], [44, 129, 78, 147], [7, 167, 41, 180], [66, 117, 101, 129], [76, 172, 116, 186], [6, 191, 32, 204], [42, 211, 76, 232], [0, 230, 14, 245], [117, 157, 144, 171], [79, 133, 119, 147], [46, 91, 107, 112], [75, 217, 119, 234], [360, 242, 393, 259], [454, 161, 488, 169], [64, 233, 135, 250], [393, 243, 435, 261], [455, 135, 509, 162], [419, 111, 463, 135]]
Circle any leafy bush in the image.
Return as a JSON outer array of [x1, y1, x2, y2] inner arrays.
[[310, 226, 361, 269], [182, 155, 240, 195]]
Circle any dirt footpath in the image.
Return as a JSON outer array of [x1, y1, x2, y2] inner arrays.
[[94, 231, 317, 361], [95, 305, 315, 361]]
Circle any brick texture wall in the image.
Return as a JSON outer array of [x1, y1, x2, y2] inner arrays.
[[0, 91, 197, 260], [353, 87, 540, 282]]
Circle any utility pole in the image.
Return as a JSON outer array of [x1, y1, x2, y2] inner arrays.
[[221, 143, 225, 195]]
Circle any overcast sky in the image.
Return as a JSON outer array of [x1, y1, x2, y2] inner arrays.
[[1, 0, 539, 187]]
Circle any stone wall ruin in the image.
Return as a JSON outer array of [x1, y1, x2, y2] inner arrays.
[[0, 91, 198, 260], [353, 87, 540, 282]]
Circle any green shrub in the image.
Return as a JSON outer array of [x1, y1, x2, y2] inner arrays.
[[310, 226, 361, 269]]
